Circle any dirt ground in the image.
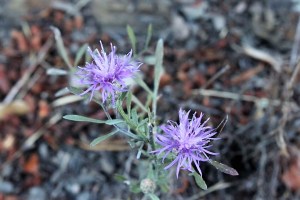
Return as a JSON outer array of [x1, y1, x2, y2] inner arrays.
[[0, 0, 300, 199]]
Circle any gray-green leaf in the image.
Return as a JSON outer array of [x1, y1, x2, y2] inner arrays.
[[63, 115, 124, 125], [74, 43, 88, 66], [90, 130, 118, 146], [209, 160, 239, 176], [191, 172, 207, 190], [126, 25, 137, 56]]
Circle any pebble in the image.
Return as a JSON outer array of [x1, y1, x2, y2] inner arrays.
[[0, 181, 14, 193]]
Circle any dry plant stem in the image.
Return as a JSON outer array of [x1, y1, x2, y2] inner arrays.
[[276, 60, 300, 156], [202, 65, 230, 89], [192, 88, 281, 106], [3, 38, 53, 104], [290, 16, 300, 68]]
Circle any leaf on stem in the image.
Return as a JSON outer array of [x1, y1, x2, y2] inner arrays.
[[74, 43, 88, 66], [90, 130, 118, 146], [63, 114, 124, 125], [126, 25, 137, 56], [50, 26, 72, 69], [144, 24, 152, 50], [147, 193, 160, 200], [209, 160, 239, 176], [190, 172, 207, 190], [152, 39, 164, 115], [126, 91, 132, 116]]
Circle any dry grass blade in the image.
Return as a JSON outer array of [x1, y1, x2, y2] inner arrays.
[[3, 38, 53, 104], [52, 95, 83, 107], [242, 45, 282, 73], [79, 139, 130, 151], [193, 88, 281, 107]]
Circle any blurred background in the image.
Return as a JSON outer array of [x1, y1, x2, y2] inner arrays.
[[0, 0, 300, 199]]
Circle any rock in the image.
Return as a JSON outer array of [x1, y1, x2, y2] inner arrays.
[[27, 187, 47, 200], [0, 181, 14, 193], [91, 0, 171, 35]]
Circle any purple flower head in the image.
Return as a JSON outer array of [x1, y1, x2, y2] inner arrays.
[[77, 41, 141, 104], [153, 109, 219, 178]]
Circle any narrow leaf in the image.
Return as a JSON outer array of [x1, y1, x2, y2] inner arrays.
[[136, 142, 144, 159], [131, 108, 139, 125], [132, 94, 148, 113], [147, 193, 160, 200], [134, 75, 153, 96], [144, 24, 152, 50], [68, 86, 82, 96], [126, 25, 136, 56], [209, 160, 239, 176], [50, 26, 72, 69], [63, 115, 124, 125], [114, 174, 127, 182], [215, 115, 228, 137], [90, 130, 118, 146], [46, 68, 68, 76], [74, 43, 88, 66], [152, 39, 164, 116], [191, 172, 207, 190], [126, 91, 132, 116]]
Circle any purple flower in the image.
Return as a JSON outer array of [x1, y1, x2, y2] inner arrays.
[[153, 109, 219, 178], [77, 41, 140, 103]]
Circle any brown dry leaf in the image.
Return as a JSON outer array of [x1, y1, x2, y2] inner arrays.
[[242, 45, 282, 72], [230, 64, 264, 84], [79, 139, 130, 151], [23, 154, 39, 174], [2, 134, 15, 150], [38, 100, 50, 118], [282, 155, 300, 190], [160, 73, 172, 87], [0, 100, 30, 120], [0, 64, 10, 93]]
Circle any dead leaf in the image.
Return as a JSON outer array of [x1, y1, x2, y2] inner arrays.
[[2, 134, 15, 150], [242, 45, 282, 73], [38, 100, 50, 118], [230, 64, 263, 84], [0, 100, 30, 120], [24, 154, 39, 174], [282, 150, 300, 190], [79, 139, 130, 151]]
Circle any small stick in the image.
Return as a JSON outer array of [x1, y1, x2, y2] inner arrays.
[[3, 38, 53, 104], [202, 65, 230, 88], [193, 88, 281, 106]]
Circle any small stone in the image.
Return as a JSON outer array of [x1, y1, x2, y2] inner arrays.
[[0, 181, 14, 193], [28, 187, 46, 200]]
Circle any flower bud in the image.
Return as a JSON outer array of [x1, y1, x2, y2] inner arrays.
[[140, 178, 156, 194]]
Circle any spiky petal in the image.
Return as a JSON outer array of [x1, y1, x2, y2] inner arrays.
[[76, 41, 141, 104], [153, 109, 219, 178]]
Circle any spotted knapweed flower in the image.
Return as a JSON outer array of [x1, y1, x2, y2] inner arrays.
[[153, 109, 219, 178], [77, 41, 140, 104]]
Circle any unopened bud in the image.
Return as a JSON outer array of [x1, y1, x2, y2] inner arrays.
[[140, 178, 156, 194]]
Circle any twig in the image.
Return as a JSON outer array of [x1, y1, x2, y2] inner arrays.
[[289, 16, 300, 69], [275, 58, 300, 157], [192, 88, 282, 106], [202, 65, 230, 88], [3, 38, 53, 104]]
